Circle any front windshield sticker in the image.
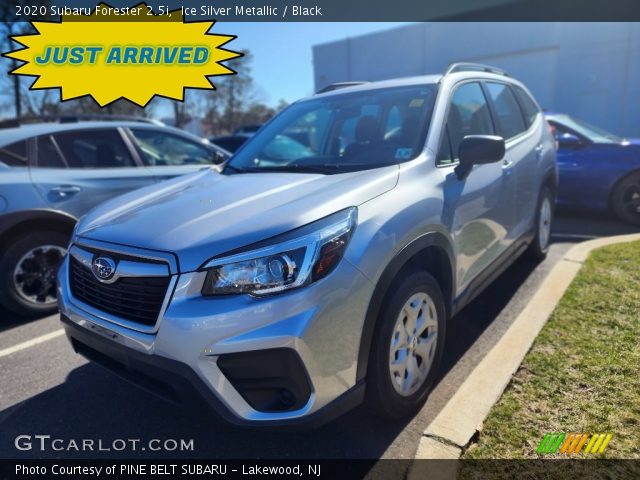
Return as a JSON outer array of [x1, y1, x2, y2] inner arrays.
[[395, 148, 413, 159], [409, 98, 425, 108]]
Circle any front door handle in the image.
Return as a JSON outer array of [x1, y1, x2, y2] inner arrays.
[[535, 144, 544, 158], [49, 185, 81, 198]]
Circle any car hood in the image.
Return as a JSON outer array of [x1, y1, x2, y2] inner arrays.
[[77, 166, 398, 272]]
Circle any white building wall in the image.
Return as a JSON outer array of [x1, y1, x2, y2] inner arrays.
[[313, 23, 640, 137]]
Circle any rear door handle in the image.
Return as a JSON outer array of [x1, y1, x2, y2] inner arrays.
[[49, 185, 81, 198], [535, 144, 544, 157]]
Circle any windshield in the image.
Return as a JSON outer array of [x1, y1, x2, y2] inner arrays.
[[554, 114, 624, 144], [224, 85, 437, 174]]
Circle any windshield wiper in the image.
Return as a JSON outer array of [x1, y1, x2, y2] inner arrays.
[[224, 162, 397, 175], [224, 164, 341, 175], [222, 164, 246, 173]]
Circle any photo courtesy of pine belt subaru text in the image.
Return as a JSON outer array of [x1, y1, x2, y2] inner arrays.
[[0, 116, 229, 317], [57, 64, 557, 426]]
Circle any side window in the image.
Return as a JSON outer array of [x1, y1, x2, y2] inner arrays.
[[485, 83, 527, 139], [513, 86, 541, 128], [36, 136, 66, 168], [441, 82, 494, 164], [131, 129, 212, 166], [437, 127, 454, 166], [550, 122, 576, 142], [0, 140, 28, 167], [52, 130, 135, 169], [551, 123, 568, 136]]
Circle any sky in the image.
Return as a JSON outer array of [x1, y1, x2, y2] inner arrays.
[[0, 22, 408, 118], [213, 22, 408, 106]]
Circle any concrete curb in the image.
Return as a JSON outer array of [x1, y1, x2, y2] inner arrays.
[[410, 233, 640, 469]]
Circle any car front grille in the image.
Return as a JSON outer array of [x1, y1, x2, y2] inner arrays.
[[69, 255, 170, 327]]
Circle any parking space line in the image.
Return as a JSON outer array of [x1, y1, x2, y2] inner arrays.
[[0, 329, 65, 358]]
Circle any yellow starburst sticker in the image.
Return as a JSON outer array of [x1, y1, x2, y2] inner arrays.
[[2, 2, 242, 107]]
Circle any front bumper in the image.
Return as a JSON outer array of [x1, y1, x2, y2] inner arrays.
[[57, 239, 374, 426], [61, 315, 364, 428]]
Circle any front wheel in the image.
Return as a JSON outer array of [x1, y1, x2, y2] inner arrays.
[[525, 186, 554, 261], [611, 171, 640, 226], [366, 271, 446, 419], [0, 231, 68, 318]]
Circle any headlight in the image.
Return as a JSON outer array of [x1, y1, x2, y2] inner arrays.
[[201, 207, 357, 296]]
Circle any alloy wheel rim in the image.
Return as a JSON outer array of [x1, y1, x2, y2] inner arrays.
[[539, 197, 552, 250], [13, 245, 66, 306], [389, 292, 438, 397]]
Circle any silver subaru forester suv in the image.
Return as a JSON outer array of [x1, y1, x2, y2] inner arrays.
[[58, 64, 557, 427]]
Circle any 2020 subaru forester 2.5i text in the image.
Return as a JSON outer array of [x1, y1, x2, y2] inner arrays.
[[58, 64, 557, 427]]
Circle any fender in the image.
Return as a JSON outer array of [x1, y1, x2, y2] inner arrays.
[[0, 209, 77, 240], [355, 230, 455, 383]]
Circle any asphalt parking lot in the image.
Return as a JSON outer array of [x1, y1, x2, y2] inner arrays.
[[0, 211, 637, 460]]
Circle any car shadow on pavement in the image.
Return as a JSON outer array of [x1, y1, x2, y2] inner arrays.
[[439, 257, 539, 380], [0, 308, 43, 333], [0, 361, 411, 459], [553, 208, 639, 240]]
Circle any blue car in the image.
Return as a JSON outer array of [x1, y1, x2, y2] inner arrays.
[[546, 113, 640, 225]]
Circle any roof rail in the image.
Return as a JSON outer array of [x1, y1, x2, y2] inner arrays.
[[444, 63, 510, 77], [315, 81, 369, 94], [0, 114, 163, 129]]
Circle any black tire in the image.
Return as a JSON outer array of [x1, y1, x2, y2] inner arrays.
[[0, 231, 68, 318], [366, 270, 446, 419], [525, 186, 554, 261], [611, 171, 640, 226]]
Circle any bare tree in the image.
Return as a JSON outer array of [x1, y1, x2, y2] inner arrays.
[[170, 89, 209, 128], [1, 2, 152, 119], [1, 1, 55, 117], [200, 50, 286, 135]]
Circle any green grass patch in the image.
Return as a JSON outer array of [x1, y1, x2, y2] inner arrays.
[[463, 240, 640, 460]]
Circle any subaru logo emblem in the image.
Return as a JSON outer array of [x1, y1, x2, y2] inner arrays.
[[92, 256, 116, 282]]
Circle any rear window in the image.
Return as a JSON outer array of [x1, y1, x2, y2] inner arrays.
[[36, 136, 66, 168], [485, 82, 527, 139], [0, 140, 28, 167], [51, 130, 135, 169], [513, 86, 541, 128]]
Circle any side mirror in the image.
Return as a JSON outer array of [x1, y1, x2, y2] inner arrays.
[[211, 150, 227, 165], [558, 133, 582, 149], [455, 135, 505, 180]]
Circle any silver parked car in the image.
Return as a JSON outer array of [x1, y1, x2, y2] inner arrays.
[[58, 64, 557, 426], [0, 116, 229, 317]]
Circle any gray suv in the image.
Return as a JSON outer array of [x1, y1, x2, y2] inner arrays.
[[58, 64, 557, 426], [0, 117, 228, 317]]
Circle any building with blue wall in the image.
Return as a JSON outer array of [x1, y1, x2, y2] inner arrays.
[[313, 23, 640, 137]]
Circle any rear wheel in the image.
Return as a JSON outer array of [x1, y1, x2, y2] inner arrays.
[[526, 186, 554, 261], [611, 171, 640, 226], [366, 271, 446, 419], [0, 231, 67, 318]]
